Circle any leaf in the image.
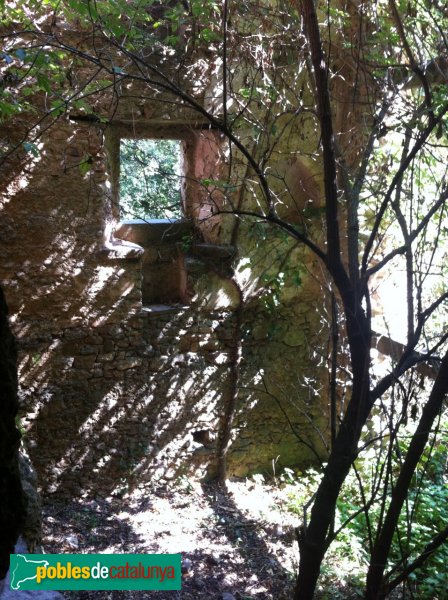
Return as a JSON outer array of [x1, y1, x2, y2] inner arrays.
[[239, 87, 251, 99], [165, 35, 180, 46], [23, 142, 40, 157], [37, 73, 52, 93], [201, 178, 227, 188], [0, 100, 19, 119], [73, 98, 92, 113], [50, 100, 66, 116], [79, 153, 93, 176], [200, 28, 220, 42], [22, 87, 35, 97]]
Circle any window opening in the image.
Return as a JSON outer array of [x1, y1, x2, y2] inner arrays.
[[119, 138, 183, 220]]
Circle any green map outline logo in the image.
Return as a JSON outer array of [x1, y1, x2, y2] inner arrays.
[[10, 554, 50, 590]]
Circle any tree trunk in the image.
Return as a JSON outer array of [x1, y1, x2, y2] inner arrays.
[[0, 285, 25, 579], [295, 307, 372, 598], [365, 348, 448, 599]]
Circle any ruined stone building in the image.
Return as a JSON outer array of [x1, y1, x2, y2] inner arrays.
[[0, 2, 338, 501]]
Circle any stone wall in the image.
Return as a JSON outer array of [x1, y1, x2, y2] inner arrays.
[[19, 302, 229, 497], [0, 7, 334, 500], [7, 203, 326, 499], [0, 117, 330, 501]]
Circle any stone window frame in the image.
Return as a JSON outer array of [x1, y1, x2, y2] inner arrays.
[[105, 123, 201, 227], [105, 122, 222, 305]]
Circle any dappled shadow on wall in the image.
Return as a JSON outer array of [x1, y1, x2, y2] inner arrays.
[[0, 128, 224, 500], [1, 133, 330, 501], [226, 314, 331, 478], [20, 304, 233, 499]]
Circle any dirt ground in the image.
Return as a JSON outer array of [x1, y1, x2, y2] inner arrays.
[[41, 478, 300, 600], [42, 476, 401, 600]]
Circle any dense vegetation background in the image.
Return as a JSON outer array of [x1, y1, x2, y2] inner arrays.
[[119, 139, 182, 220]]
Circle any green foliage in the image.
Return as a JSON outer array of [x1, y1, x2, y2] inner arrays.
[[179, 231, 193, 253], [119, 138, 182, 220], [283, 414, 448, 597], [22, 142, 39, 157], [392, 426, 448, 598], [15, 416, 26, 438], [78, 153, 93, 176]]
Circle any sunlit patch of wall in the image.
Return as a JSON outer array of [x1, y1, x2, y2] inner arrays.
[[224, 294, 331, 476], [0, 112, 238, 500], [0, 45, 334, 502], [25, 304, 235, 498]]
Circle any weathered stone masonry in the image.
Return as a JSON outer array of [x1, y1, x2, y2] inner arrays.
[[0, 16, 332, 499], [0, 109, 330, 499]]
